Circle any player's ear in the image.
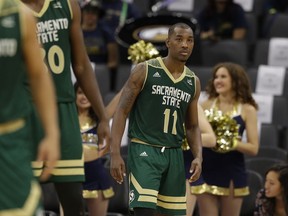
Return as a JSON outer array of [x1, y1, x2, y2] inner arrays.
[[165, 38, 170, 48]]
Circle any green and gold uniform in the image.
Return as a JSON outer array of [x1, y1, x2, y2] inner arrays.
[[0, 0, 42, 215], [128, 57, 196, 215], [27, 0, 84, 182]]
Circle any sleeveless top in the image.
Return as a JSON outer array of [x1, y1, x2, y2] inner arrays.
[[193, 99, 249, 196], [80, 120, 98, 150], [0, 0, 30, 122], [211, 99, 246, 137], [80, 118, 99, 162], [31, 0, 74, 102], [129, 57, 196, 148]]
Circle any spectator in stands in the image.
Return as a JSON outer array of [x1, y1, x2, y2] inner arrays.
[[81, 0, 119, 91], [261, 0, 288, 38], [254, 164, 288, 216], [264, 0, 288, 14], [197, 0, 248, 41]]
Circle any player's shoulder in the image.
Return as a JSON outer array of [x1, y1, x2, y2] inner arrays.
[[184, 66, 196, 78], [147, 57, 162, 68]]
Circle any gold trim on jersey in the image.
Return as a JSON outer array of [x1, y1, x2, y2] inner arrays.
[[188, 68, 197, 99], [0, 118, 25, 135], [157, 57, 186, 83], [67, 0, 73, 19], [33, 167, 84, 177], [32, 155, 84, 177], [140, 61, 148, 91], [29, 0, 50, 17], [51, 168, 84, 176], [131, 138, 174, 148], [0, 181, 41, 216], [32, 155, 84, 168], [191, 183, 249, 196], [131, 138, 152, 146]]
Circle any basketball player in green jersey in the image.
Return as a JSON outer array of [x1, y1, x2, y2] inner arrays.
[[0, 0, 59, 214], [110, 23, 203, 216], [20, 0, 110, 215]]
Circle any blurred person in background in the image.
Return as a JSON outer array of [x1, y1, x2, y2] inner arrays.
[[197, 0, 248, 41], [0, 0, 59, 214], [75, 83, 114, 216], [102, 0, 143, 34], [21, 0, 111, 215], [81, 0, 119, 91], [264, 0, 288, 14]]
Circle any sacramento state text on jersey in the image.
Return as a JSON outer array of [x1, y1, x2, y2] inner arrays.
[[36, 18, 68, 44], [0, 39, 17, 57], [151, 85, 192, 108]]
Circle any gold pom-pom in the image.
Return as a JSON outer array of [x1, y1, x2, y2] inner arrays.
[[128, 40, 160, 64], [205, 109, 239, 153], [181, 138, 189, 151]]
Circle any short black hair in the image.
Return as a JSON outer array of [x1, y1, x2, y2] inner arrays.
[[168, 23, 193, 38]]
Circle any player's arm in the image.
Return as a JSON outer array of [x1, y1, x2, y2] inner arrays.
[[110, 63, 146, 183], [21, 5, 59, 180], [105, 90, 122, 119], [185, 77, 203, 182], [69, 0, 110, 148], [198, 104, 216, 148]]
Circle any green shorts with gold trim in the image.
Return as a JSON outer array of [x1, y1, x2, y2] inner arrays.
[[0, 119, 42, 215], [128, 141, 186, 215], [29, 102, 84, 182]]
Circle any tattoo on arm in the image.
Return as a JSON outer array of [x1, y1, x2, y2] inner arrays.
[[118, 63, 146, 113], [119, 87, 137, 111]]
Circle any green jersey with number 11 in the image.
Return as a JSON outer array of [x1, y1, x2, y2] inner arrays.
[[129, 57, 197, 148]]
